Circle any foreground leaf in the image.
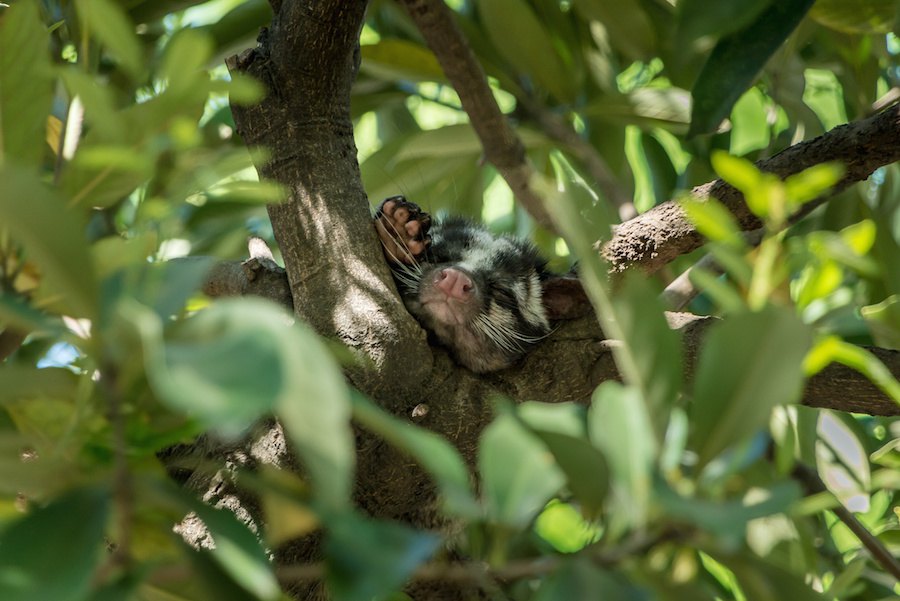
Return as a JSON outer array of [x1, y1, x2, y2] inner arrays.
[[0, 488, 109, 601], [326, 513, 439, 601], [690, 306, 812, 469], [479, 413, 566, 527]]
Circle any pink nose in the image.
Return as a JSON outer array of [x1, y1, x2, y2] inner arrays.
[[434, 268, 474, 300]]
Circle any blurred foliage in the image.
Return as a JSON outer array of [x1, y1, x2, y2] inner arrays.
[[1, 0, 899, 600]]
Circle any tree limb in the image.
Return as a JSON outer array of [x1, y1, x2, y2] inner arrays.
[[397, 0, 555, 231], [604, 103, 900, 273]]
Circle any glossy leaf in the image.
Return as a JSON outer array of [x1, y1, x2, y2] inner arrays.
[[0, 488, 109, 601], [690, 306, 812, 469], [0, 0, 52, 167], [351, 393, 480, 518], [326, 513, 439, 601], [0, 168, 98, 319], [479, 413, 566, 527], [689, 0, 816, 137]]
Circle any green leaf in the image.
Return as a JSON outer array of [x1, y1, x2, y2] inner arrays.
[[0, 295, 64, 338], [861, 295, 900, 349], [185, 500, 280, 601], [581, 88, 691, 131], [350, 393, 480, 518], [611, 273, 683, 436], [783, 162, 844, 206], [0, 0, 52, 167], [361, 39, 447, 83], [534, 501, 600, 553], [160, 29, 214, 96], [74, 0, 143, 81], [810, 0, 896, 34], [588, 383, 657, 535], [535, 559, 639, 601], [0, 488, 109, 601], [681, 196, 745, 248], [518, 402, 609, 517], [479, 0, 575, 102], [714, 552, 826, 600], [0, 168, 98, 319], [690, 306, 812, 469], [325, 513, 439, 601], [677, 0, 773, 46], [658, 481, 800, 548], [688, 0, 816, 137], [0, 366, 79, 405], [133, 299, 355, 510], [479, 413, 566, 527]]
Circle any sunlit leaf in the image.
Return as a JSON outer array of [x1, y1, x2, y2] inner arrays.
[[804, 335, 900, 404], [361, 39, 447, 83], [861, 295, 900, 349], [681, 195, 745, 248]]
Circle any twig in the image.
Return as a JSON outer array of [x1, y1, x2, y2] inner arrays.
[[792, 462, 900, 582], [397, 0, 555, 231], [516, 95, 637, 220], [604, 104, 900, 274]]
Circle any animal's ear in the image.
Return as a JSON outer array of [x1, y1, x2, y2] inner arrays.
[[541, 275, 593, 320]]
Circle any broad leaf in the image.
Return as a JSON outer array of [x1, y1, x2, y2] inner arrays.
[[134, 298, 355, 510], [326, 513, 439, 601], [690, 306, 812, 469], [0, 488, 109, 601], [0, 0, 52, 167], [74, 0, 143, 80], [689, 0, 816, 137], [0, 168, 98, 319], [588, 383, 656, 535], [479, 413, 566, 527]]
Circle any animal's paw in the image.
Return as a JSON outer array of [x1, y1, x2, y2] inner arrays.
[[375, 196, 432, 265]]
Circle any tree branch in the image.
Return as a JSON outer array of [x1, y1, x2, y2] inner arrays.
[[604, 103, 900, 273], [397, 0, 555, 231]]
